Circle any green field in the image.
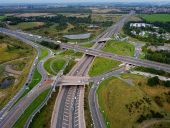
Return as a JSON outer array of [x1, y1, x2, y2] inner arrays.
[[88, 57, 121, 77], [13, 89, 50, 128], [97, 76, 161, 128], [103, 40, 135, 57], [0, 16, 5, 21], [140, 14, 170, 22], [11, 22, 44, 30], [44, 56, 66, 75]]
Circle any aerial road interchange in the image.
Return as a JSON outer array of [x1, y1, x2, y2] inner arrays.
[[0, 10, 170, 128]]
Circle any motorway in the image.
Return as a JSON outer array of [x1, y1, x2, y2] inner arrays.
[[0, 11, 134, 128], [51, 11, 134, 128], [59, 43, 170, 73]]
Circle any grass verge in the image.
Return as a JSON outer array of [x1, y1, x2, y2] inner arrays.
[[29, 87, 59, 128], [84, 83, 93, 128]]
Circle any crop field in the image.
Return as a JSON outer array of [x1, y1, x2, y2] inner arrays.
[[103, 40, 135, 57], [97, 76, 162, 128], [88, 57, 121, 77], [140, 14, 170, 22]]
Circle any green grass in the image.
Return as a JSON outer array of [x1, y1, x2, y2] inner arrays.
[[38, 48, 49, 61], [0, 15, 5, 21], [84, 83, 93, 128], [140, 14, 170, 22], [80, 42, 94, 48], [88, 57, 121, 77], [103, 40, 135, 57], [11, 22, 44, 30], [13, 89, 50, 128], [29, 87, 59, 128], [97, 76, 161, 128], [44, 56, 66, 75]]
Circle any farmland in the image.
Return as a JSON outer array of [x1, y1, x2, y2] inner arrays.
[[140, 14, 170, 22]]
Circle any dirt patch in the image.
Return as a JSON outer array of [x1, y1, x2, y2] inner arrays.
[[5, 65, 22, 75]]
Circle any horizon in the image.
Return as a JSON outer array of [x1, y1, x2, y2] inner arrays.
[[0, 0, 170, 4]]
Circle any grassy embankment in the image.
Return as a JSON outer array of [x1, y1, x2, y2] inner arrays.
[[0, 34, 36, 109], [88, 57, 121, 77], [97, 73, 170, 128], [29, 87, 59, 128], [13, 89, 50, 128], [97, 76, 163, 128]]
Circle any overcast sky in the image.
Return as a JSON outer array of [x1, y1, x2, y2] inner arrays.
[[0, 0, 169, 3]]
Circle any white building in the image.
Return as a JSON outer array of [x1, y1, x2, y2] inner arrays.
[[130, 23, 151, 28]]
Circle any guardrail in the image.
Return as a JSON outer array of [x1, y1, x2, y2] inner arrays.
[[24, 60, 69, 128]]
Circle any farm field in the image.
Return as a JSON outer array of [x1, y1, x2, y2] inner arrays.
[[97, 76, 167, 128], [88, 57, 121, 77], [140, 14, 170, 22], [103, 40, 135, 57]]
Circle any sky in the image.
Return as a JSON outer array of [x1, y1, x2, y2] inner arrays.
[[0, 0, 169, 4]]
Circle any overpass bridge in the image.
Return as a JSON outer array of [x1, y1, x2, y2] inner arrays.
[[58, 75, 90, 86]]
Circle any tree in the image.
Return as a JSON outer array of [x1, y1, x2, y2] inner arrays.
[[147, 76, 160, 86]]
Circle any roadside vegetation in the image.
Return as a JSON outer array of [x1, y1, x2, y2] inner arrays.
[[97, 76, 167, 128], [84, 83, 93, 128], [88, 57, 121, 77], [38, 48, 49, 61], [103, 40, 135, 57], [13, 89, 50, 128], [29, 87, 59, 128], [134, 66, 170, 77], [0, 34, 36, 109]]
